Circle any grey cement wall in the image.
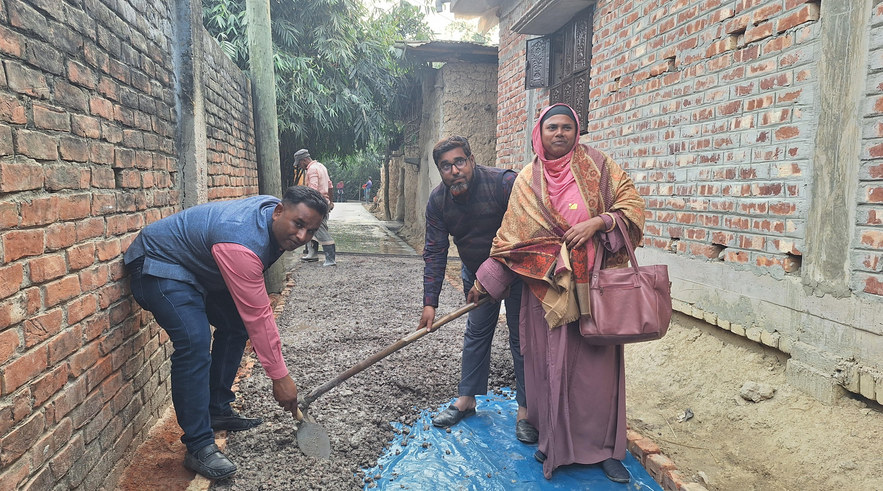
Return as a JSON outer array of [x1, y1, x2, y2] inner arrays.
[[390, 61, 499, 243], [638, 247, 883, 405]]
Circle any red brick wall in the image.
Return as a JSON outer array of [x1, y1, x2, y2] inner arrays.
[[858, 3, 883, 296], [0, 1, 260, 489], [496, 1, 544, 171], [497, 0, 821, 280], [203, 31, 259, 200]]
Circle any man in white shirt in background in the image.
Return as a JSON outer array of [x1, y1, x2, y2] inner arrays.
[[294, 148, 337, 266]]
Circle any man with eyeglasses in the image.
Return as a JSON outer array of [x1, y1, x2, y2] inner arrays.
[[418, 136, 538, 446]]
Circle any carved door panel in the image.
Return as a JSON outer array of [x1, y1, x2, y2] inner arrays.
[[563, 25, 574, 77], [550, 86, 562, 106], [525, 37, 551, 89], [524, 5, 594, 135], [573, 13, 591, 73], [562, 79, 573, 110], [573, 71, 589, 126]]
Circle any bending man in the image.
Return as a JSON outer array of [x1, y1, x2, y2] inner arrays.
[[124, 186, 327, 480]]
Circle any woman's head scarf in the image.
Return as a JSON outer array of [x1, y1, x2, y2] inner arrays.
[[532, 104, 579, 162], [539, 104, 577, 127], [531, 104, 580, 188]]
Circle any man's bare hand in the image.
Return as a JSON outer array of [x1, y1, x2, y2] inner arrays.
[[272, 375, 299, 416], [418, 305, 437, 332]]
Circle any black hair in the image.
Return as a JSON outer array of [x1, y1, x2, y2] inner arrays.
[[282, 185, 328, 216], [432, 136, 472, 166]]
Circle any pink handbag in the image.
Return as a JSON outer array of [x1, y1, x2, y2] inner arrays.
[[529, 146, 671, 344], [580, 214, 672, 344]]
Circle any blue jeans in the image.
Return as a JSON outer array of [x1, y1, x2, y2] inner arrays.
[[460, 264, 526, 408], [128, 257, 248, 453]]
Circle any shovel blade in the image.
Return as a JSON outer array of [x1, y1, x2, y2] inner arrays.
[[297, 421, 331, 460]]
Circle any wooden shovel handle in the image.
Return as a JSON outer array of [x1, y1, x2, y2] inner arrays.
[[300, 295, 493, 409]]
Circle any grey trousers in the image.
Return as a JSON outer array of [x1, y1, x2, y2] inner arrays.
[[313, 214, 334, 246], [459, 264, 526, 408]]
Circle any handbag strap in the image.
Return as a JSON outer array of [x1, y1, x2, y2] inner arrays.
[[591, 214, 642, 287]]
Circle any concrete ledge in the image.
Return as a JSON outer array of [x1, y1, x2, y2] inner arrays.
[[785, 359, 846, 405], [638, 247, 883, 403]]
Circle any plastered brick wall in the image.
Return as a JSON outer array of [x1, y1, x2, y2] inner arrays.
[[496, 0, 539, 171], [0, 0, 260, 490], [202, 30, 259, 201], [497, 0, 820, 277], [489, 0, 883, 404], [589, 0, 818, 275], [858, 3, 883, 297]]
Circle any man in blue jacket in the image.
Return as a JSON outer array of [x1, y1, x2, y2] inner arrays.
[[124, 186, 327, 479]]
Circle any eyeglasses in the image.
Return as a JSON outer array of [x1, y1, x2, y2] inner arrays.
[[438, 156, 471, 173]]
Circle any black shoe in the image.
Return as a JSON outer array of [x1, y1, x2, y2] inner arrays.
[[515, 419, 539, 444], [184, 443, 236, 480], [601, 458, 631, 483], [431, 405, 476, 428], [210, 410, 263, 431], [534, 450, 546, 463]]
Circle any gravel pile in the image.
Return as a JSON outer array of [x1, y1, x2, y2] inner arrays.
[[213, 255, 517, 491]]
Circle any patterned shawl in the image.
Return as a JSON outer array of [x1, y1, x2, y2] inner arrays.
[[489, 144, 645, 329]]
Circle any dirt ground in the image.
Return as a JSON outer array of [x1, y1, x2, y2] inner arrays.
[[213, 255, 513, 491], [625, 313, 883, 491], [211, 254, 883, 491]]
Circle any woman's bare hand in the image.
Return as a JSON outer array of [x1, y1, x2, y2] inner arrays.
[[562, 216, 605, 249]]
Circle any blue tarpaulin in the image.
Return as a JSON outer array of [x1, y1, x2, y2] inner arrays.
[[362, 389, 663, 490]]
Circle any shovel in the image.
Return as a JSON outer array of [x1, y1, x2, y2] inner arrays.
[[294, 295, 493, 459]]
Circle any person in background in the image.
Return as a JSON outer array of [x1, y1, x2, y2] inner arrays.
[[124, 186, 328, 480], [364, 177, 373, 202], [471, 104, 645, 483], [418, 136, 538, 446], [294, 149, 337, 266], [337, 180, 345, 202]]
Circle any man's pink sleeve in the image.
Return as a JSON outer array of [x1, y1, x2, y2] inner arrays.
[[212, 243, 289, 380]]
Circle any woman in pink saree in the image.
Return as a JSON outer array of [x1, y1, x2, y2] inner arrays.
[[470, 104, 645, 483]]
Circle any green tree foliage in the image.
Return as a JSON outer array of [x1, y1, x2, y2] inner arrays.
[[380, 0, 434, 41], [444, 20, 497, 45], [324, 151, 384, 202], [202, 0, 432, 184]]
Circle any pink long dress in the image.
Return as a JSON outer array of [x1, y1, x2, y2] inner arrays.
[[475, 178, 627, 479]]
